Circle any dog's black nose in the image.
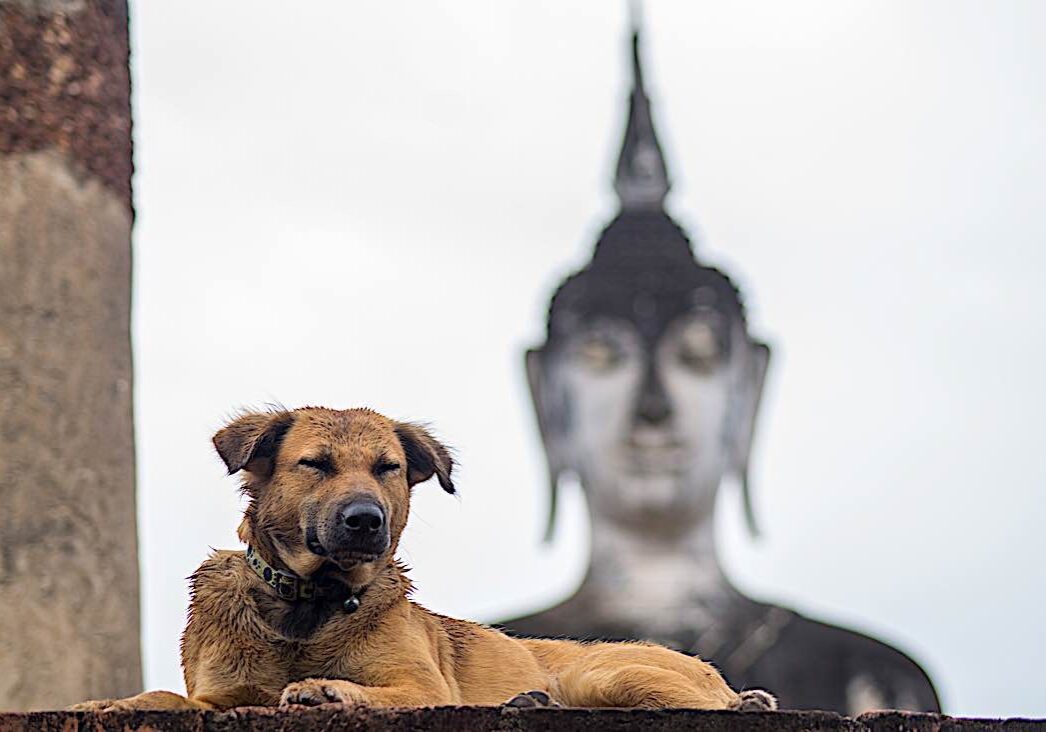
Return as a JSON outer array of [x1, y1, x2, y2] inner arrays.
[[325, 498, 390, 558], [341, 501, 385, 534]]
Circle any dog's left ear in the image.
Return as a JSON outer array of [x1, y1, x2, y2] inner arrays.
[[213, 410, 295, 478], [394, 422, 455, 494]]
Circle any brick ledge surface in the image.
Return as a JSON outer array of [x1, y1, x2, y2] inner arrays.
[[2, 708, 1044, 732]]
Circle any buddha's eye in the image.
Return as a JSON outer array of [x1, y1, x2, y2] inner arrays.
[[677, 321, 720, 373], [298, 456, 333, 473], [577, 336, 622, 372]]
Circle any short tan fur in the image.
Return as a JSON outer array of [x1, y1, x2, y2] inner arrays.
[[72, 407, 775, 713]]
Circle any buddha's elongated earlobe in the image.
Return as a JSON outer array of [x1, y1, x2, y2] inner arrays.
[[542, 465, 563, 544], [526, 348, 569, 543], [730, 340, 770, 537]]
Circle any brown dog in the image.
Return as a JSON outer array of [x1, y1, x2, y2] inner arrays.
[[71, 407, 776, 712]]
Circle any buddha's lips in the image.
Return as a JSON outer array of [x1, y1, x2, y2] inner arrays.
[[620, 446, 693, 473]]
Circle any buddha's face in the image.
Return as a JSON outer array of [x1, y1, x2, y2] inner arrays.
[[538, 307, 756, 533]]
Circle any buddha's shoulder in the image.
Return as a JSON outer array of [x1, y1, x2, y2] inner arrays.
[[773, 610, 929, 673], [497, 596, 618, 641], [498, 598, 940, 712], [756, 609, 940, 710]]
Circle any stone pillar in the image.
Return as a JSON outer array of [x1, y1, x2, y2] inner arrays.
[[0, 0, 140, 711]]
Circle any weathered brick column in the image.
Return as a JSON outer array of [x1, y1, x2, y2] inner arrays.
[[0, 0, 140, 711]]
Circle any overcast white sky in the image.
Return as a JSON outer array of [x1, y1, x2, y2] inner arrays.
[[128, 1, 1046, 717]]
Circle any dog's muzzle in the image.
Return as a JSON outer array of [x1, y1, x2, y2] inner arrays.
[[317, 497, 390, 564]]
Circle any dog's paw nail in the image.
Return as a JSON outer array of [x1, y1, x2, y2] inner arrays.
[[735, 689, 777, 711], [280, 687, 316, 707], [281, 681, 354, 708], [526, 690, 553, 705], [503, 690, 559, 708], [504, 695, 536, 708]]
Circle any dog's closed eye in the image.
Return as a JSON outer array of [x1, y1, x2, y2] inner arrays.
[[374, 460, 401, 478], [298, 456, 333, 473]]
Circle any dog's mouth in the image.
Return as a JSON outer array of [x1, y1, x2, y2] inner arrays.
[[305, 527, 328, 557], [327, 549, 382, 570], [305, 526, 385, 570]]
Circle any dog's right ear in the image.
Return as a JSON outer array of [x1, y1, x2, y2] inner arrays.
[[394, 422, 455, 494], [212, 410, 295, 479]]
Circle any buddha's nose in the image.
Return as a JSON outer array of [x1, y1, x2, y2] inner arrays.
[[635, 364, 672, 425]]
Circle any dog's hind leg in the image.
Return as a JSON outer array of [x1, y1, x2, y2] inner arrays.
[[553, 662, 737, 709], [531, 639, 776, 711]]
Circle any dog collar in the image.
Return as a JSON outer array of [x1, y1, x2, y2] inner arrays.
[[245, 545, 317, 601], [244, 545, 362, 613]]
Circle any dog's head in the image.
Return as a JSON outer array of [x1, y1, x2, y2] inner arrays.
[[213, 407, 453, 587]]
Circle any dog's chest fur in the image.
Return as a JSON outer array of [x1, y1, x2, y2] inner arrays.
[[248, 585, 342, 640], [186, 552, 385, 699], [248, 581, 381, 679]]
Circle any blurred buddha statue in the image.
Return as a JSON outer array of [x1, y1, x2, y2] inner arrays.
[[499, 27, 940, 715]]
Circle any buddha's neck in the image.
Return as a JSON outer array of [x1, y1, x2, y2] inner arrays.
[[578, 510, 740, 626]]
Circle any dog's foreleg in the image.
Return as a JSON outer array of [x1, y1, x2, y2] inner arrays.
[[280, 677, 453, 708], [69, 690, 216, 712]]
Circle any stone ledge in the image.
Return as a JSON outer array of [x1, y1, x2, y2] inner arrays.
[[1, 708, 1044, 732]]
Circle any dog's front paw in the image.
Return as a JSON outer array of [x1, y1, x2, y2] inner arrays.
[[68, 698, 148, 712], [280, 679, 367, 707], [503, 690, 560, 708], [68, 699, 118, 712], [732, 689, 778, 711]]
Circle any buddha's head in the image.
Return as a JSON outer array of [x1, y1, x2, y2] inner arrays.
[[527, 30, 769, 540]]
